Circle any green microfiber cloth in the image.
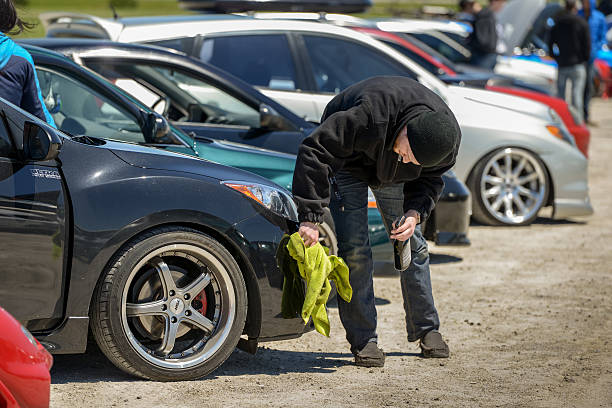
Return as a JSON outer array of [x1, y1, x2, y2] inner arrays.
[[279, 232, 352, 336]]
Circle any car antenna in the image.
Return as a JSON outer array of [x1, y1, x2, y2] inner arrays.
[[109, 3, 119, 20]]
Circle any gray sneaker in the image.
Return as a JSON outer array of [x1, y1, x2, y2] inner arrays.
[[420, 330, 450, 358], [354, 342, 385, 367]]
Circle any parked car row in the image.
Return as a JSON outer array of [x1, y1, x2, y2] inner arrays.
[[0, 2, 595, 383], [39, 13, 592, 226]]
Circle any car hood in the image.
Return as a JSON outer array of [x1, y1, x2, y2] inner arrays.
[[103, 139, 283, 188], [448, 85, 554, 123], [498, 0, 546, 53]]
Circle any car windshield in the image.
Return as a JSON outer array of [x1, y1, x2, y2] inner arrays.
[[397, 33, 460, 72], [35, 64, 194, 148], [84, 60, 261, 128], [36, 67, 146, 143]]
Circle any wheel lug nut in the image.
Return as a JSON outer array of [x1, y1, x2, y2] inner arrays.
[[169, 290, 175, 296], [161, 304, 167, 311], [184, 294, 190, 300], [171, 317, 177, 323], [185, 310, 191, 316]]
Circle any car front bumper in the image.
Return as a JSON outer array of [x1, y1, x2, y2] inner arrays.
[[541, 142, 594, 219]]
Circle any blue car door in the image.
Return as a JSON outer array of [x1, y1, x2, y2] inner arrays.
[[0, 101, 67, 328]]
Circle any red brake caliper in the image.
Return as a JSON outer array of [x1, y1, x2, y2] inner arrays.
[[193, 289, 207, 316]]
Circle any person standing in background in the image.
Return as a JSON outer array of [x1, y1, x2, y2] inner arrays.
[[0, 0, 55, 126], [467, 0, 507, 70], [580, 0, 607, 125], [456, 0, 478, 26], [549, 0, 590, 124]]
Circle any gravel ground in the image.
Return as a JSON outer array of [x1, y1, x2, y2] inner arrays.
[[50, 99, 612, 408]]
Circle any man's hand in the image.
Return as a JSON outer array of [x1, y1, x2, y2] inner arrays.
[[390, 210, 420, 242], [299, 222, 320, 247]]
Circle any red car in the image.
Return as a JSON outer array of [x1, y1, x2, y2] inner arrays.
[[352, 27, 590, 157], [0, 307, 52, 408]]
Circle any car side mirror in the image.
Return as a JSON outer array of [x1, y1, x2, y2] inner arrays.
[[259, 104, 292, 131], [23, 121, 62, 162], [142, 112, 170, 143]]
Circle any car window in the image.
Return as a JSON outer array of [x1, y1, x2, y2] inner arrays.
[[84, 60, 261, 128], [0, 113, 16, 159], [302, 35, 408, 94], [409, 33, 471, 64], [36, 68, 146, 144], [200, 35, 297, 91], [381, 40, 444, 76], [146, 37, 195, 54]]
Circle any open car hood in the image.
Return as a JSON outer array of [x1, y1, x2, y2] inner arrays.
[[498, 0, 546, 54]]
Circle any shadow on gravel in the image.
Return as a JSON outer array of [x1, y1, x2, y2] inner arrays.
[[469, 217, 586, 227], [532, 217, 587, 225], [208, 348, 421, 378], [50, 338, 422, 383], [51, 345, 134, 384]]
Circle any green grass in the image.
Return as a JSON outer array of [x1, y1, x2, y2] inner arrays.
[[13, 0, 459, 38]]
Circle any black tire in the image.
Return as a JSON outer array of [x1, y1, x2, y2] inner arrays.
[[90, 226, 247, 381], [468, 147, 549, 226]]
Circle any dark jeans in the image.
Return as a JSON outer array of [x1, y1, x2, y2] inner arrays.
[[329, 171, 440, 353]]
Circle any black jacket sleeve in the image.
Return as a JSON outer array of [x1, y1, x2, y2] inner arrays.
[[292, 104, 371, 223], [402, 163, 452, 221]]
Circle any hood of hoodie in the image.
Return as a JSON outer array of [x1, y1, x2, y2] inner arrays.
[[0, 34, 16, 70], [322, 76, 459, 153]]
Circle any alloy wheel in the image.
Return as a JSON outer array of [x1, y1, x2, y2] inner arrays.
[[479, 147, 547, 225], [121, 244, 236, 369]]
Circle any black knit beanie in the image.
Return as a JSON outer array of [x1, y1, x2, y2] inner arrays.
[[405, 110, 458, 167]]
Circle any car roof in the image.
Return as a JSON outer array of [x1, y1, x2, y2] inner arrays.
[[240, 11, 376, 27], [41, 12, 374, 42], [179, 0, 372, 13], [374, 18, 469, 35]]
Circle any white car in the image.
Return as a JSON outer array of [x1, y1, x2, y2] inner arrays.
[[243, 11, 558, 93], [41, 14, 593, 226]]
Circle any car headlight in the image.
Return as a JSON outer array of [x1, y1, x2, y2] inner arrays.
[[546, 124, 576, 147], [222, 181, 298, 222]]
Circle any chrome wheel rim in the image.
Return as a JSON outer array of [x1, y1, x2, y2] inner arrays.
[[121, 244, 236, 369], [480, 148, 546, 224]]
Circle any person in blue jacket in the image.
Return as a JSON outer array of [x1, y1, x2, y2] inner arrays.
[[0, 0, 55, 126], [580, 0, 607, 124]]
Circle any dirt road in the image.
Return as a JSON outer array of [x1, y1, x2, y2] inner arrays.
[[49, 100, 612, 408]]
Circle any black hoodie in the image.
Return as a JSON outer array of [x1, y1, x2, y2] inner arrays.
[[467, 7, 498, 55], [292, 76, 461, 224]]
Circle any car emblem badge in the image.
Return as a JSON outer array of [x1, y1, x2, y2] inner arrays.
[[170, 298, 184, 314]]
